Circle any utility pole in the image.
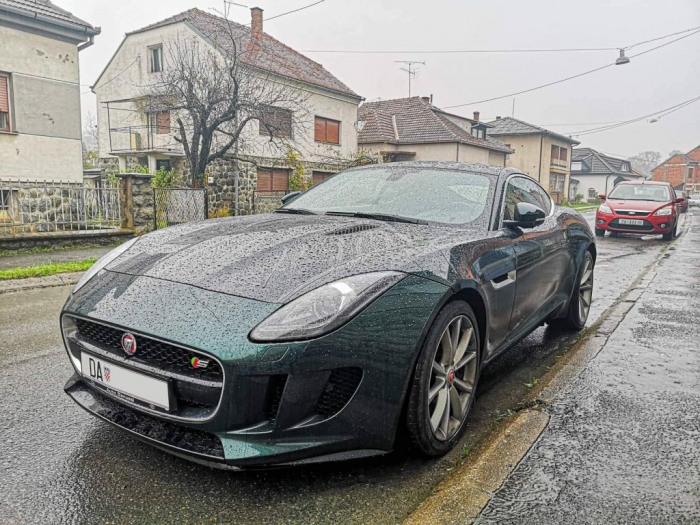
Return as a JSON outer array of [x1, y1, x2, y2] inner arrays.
[[395, 60, 425, 97]]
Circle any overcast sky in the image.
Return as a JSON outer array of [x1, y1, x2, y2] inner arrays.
[[61, 0, 700, 159]]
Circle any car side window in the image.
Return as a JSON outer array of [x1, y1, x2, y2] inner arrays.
[[502, 176, 552, 222]]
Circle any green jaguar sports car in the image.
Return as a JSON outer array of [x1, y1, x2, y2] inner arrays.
[[62, 161, 595, 468]]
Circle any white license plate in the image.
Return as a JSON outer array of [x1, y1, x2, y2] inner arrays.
[[81, 353, 170, 410], [618, 218, 645, 226]]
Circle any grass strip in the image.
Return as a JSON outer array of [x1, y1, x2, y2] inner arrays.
[[0, 242, 121, 258], [0, 259, 97, 281]]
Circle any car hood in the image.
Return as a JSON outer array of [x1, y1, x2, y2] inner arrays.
[[606, 199, 670, 212], [105, 214, 480, 303]]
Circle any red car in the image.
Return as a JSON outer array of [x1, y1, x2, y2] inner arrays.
[[595, 181, 683, 241], [675, 190, 689, 213]]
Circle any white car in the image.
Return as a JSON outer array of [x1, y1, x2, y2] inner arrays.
[[688, 195, 700, 207]]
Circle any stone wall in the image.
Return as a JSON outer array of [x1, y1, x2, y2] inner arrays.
[[118, 173, 154, 234]]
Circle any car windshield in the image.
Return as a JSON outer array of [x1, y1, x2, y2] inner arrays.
[[608, 184, 671, 202], [283, 166, 493, 226]]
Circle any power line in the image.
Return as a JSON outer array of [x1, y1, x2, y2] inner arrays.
[[441, 28, 700, 110], [301, 25, 700, 55], [265, 0, 326, 22], [567, 95, 700, 137]]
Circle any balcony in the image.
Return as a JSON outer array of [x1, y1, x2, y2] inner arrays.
[[550, 157, 569, 169], [108, 126, 183, 156]]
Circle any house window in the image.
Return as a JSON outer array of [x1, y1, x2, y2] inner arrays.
[[156, 159, 171, 172], [0, 74, 11, 132], [471, 126, 485, 139], [149, 111, 170, 134], [588, 188, 597, 199], [312, 171, 334, 185], [621, 163, 629, 172], [314, 116, 340, 144], [549, 173, 566, 193], [551, 145, 569, 167], [572, 161, 582, 171], [259, 105, 293, 138], [689, 167, 695, 181], [149, 45, 163, 73], [256, 168, 290, 193]]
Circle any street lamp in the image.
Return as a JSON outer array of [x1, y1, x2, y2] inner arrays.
[[615, 49, 630, 65]]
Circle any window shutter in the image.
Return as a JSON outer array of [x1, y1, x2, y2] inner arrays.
[[0, 76, 9, 113], [257, 169, 272, 191], [314, 117, 326, 142], [326, 120, 340, 144], [312, 172, 324, 185], [156, 111, 170, 134], [271, 170, 289, 192], [560, 148, 568, 162]]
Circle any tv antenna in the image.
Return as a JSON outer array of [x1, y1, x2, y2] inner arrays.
[[395, 60, 425, 97]]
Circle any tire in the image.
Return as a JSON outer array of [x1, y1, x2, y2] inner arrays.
[[405, 301, 481, 457], [550, 250, 594, 331], [594, 227, 605, 237], [662, 222, 677, 241]]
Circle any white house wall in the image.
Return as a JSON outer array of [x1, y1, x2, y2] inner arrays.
[[95, 22, 360, 165], [0, 24, 83, 181]]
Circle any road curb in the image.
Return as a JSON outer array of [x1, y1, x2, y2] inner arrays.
[[404, 214, 692, 525], [0, 271, 82, 295]]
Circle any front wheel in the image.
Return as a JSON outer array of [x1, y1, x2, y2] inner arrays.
[[405, 301, 481, 457], [662, 222, 677, 241], [550, 250, 594, 331], [594, 227, 605, 237]]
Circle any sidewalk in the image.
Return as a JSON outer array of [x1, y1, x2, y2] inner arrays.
[[476, 222, 700, 523]]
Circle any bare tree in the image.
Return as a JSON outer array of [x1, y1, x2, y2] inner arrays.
[[82, 111, 99, 168], [141, 7, 309, 187], [628, 150, 661, 178]]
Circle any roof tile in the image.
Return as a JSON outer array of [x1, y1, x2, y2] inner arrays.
[[487, 116, 580, 145], [0, 0, 96, 31]]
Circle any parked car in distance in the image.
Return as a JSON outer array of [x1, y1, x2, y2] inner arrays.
[[61, 162, 596, 469], [595, 181, 681, 241], [675, 190, 689, 213], [689, 194, 700, 208]]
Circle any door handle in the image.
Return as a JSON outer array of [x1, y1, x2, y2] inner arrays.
[[491, 270, 517, 289]]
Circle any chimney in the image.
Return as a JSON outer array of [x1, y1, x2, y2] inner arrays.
[[421, 96, 430, 104], [473, 111, 480, 122], [251, 7, 263, 40], [496, 116, 502, 120]]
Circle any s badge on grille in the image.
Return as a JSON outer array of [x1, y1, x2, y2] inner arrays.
[[121, 333, 137, 356], [191, 357, 210, 369]]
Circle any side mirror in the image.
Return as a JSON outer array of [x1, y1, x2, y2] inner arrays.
[[598, 193, 606, 200], [504, 202, 546, 229], [281, 191, 302, 205], [675, 197, 685, 204]]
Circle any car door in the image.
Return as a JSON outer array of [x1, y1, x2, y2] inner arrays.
[[501, 176, 572, 334]]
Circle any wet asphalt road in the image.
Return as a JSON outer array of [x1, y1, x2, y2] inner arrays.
[[0, 212, 689, 525], [478, 215, 699, 524]]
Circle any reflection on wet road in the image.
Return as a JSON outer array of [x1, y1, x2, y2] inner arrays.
[[0, 211, 688, 525]]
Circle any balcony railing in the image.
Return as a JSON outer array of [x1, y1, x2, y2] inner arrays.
[[551, 158, 569, 169], [109, 125, 182, 155]]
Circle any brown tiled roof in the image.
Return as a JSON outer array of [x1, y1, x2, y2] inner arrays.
[[487, 116, 580, 145], [124, 8, 359, 99], [0, 0, 97, 32], [358, 97, 513, 153]]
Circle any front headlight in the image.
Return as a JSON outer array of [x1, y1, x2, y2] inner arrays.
[[653, 207, 672, 216], [72, 237, 139, 293], [598, 204, 612, 214], [250, 271, 405, 342]]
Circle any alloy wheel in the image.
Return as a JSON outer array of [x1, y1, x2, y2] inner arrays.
[[578, 257, 594, 322], [428, 315, 478, 442]]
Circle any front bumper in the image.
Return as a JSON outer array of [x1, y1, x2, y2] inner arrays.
[[62, 271, 448, 467], [595, 212, 674, 234]]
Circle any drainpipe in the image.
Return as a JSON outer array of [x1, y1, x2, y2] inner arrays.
[[456, 143, 460, 162], [537, 135, 543, 183]]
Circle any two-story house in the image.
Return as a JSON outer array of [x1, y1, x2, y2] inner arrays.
[[571, 147, 645, 200], [487, 117, 580, 202], [0, 0, 99, 182], [93, 7, 361, 213], [357, 97, 513, 165], [652, 146, 700, 195]]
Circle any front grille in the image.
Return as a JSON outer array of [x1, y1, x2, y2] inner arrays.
[[75, 318, 222, 381], [616, 210, 650, 217], [610, 219, 654, 231], [316, 367, 363, 418]]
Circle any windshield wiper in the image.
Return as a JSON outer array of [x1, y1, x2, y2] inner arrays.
[[274, 208, 317, 215], [325, 211, 428, 225]]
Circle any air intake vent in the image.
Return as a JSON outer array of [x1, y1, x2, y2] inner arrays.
[[316, 367, 363, 417], [327, 224, 378, 236]]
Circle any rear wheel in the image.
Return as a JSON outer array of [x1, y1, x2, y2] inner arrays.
[[662, 222, 677, 241], [550, 251, 594, 331], [594, 227, 605, 237], [405, 301, 480, 457]]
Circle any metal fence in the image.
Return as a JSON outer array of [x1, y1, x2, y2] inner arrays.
[[153, 188, 208, 229], [0, 179, 122, 237]]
